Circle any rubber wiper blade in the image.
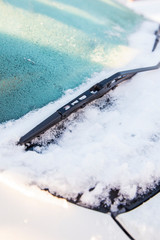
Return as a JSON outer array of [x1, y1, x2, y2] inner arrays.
[[19, 62, 160, 145], [152, 25, 160, 52]]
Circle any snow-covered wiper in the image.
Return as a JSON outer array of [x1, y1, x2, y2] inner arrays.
[[152, 25, 160, 52], [19, 62, 160, 145]]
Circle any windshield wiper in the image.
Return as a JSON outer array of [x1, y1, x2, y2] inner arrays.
[[19, 62, 160, 145], [152, 25, 160, 52]]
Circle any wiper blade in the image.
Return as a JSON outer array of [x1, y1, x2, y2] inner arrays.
[[19, 62, 160, 145], [152, 25, 160, 52]]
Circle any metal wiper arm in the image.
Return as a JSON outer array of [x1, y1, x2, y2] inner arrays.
[[19, 62, 160, 145], [152, 25, 160, 52]]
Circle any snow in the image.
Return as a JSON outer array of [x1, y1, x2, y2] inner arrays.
[[124, 0, 160, 22], [0, 0, 160, 211], [0, 0, 160, 239]]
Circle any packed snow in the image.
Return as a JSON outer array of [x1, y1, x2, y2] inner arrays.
[[0, 17, 160, 211]]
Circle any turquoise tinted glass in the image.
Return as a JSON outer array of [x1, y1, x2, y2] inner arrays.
[[0, 0, 142, 123]]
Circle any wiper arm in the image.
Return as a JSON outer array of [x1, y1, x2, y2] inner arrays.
[[19, 62, 160, 145], [152, 25, 160, 52]]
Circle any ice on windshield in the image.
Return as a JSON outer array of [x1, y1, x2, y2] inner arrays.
[[0, 0, 142, 122]]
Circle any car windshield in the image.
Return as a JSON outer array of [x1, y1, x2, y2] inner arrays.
[[0, 0, 142, 123]]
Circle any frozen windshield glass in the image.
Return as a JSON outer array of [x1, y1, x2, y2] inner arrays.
[[0, 0, 142, 122]]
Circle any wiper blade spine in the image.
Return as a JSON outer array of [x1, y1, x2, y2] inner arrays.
[[19, 61, 160, 145]]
